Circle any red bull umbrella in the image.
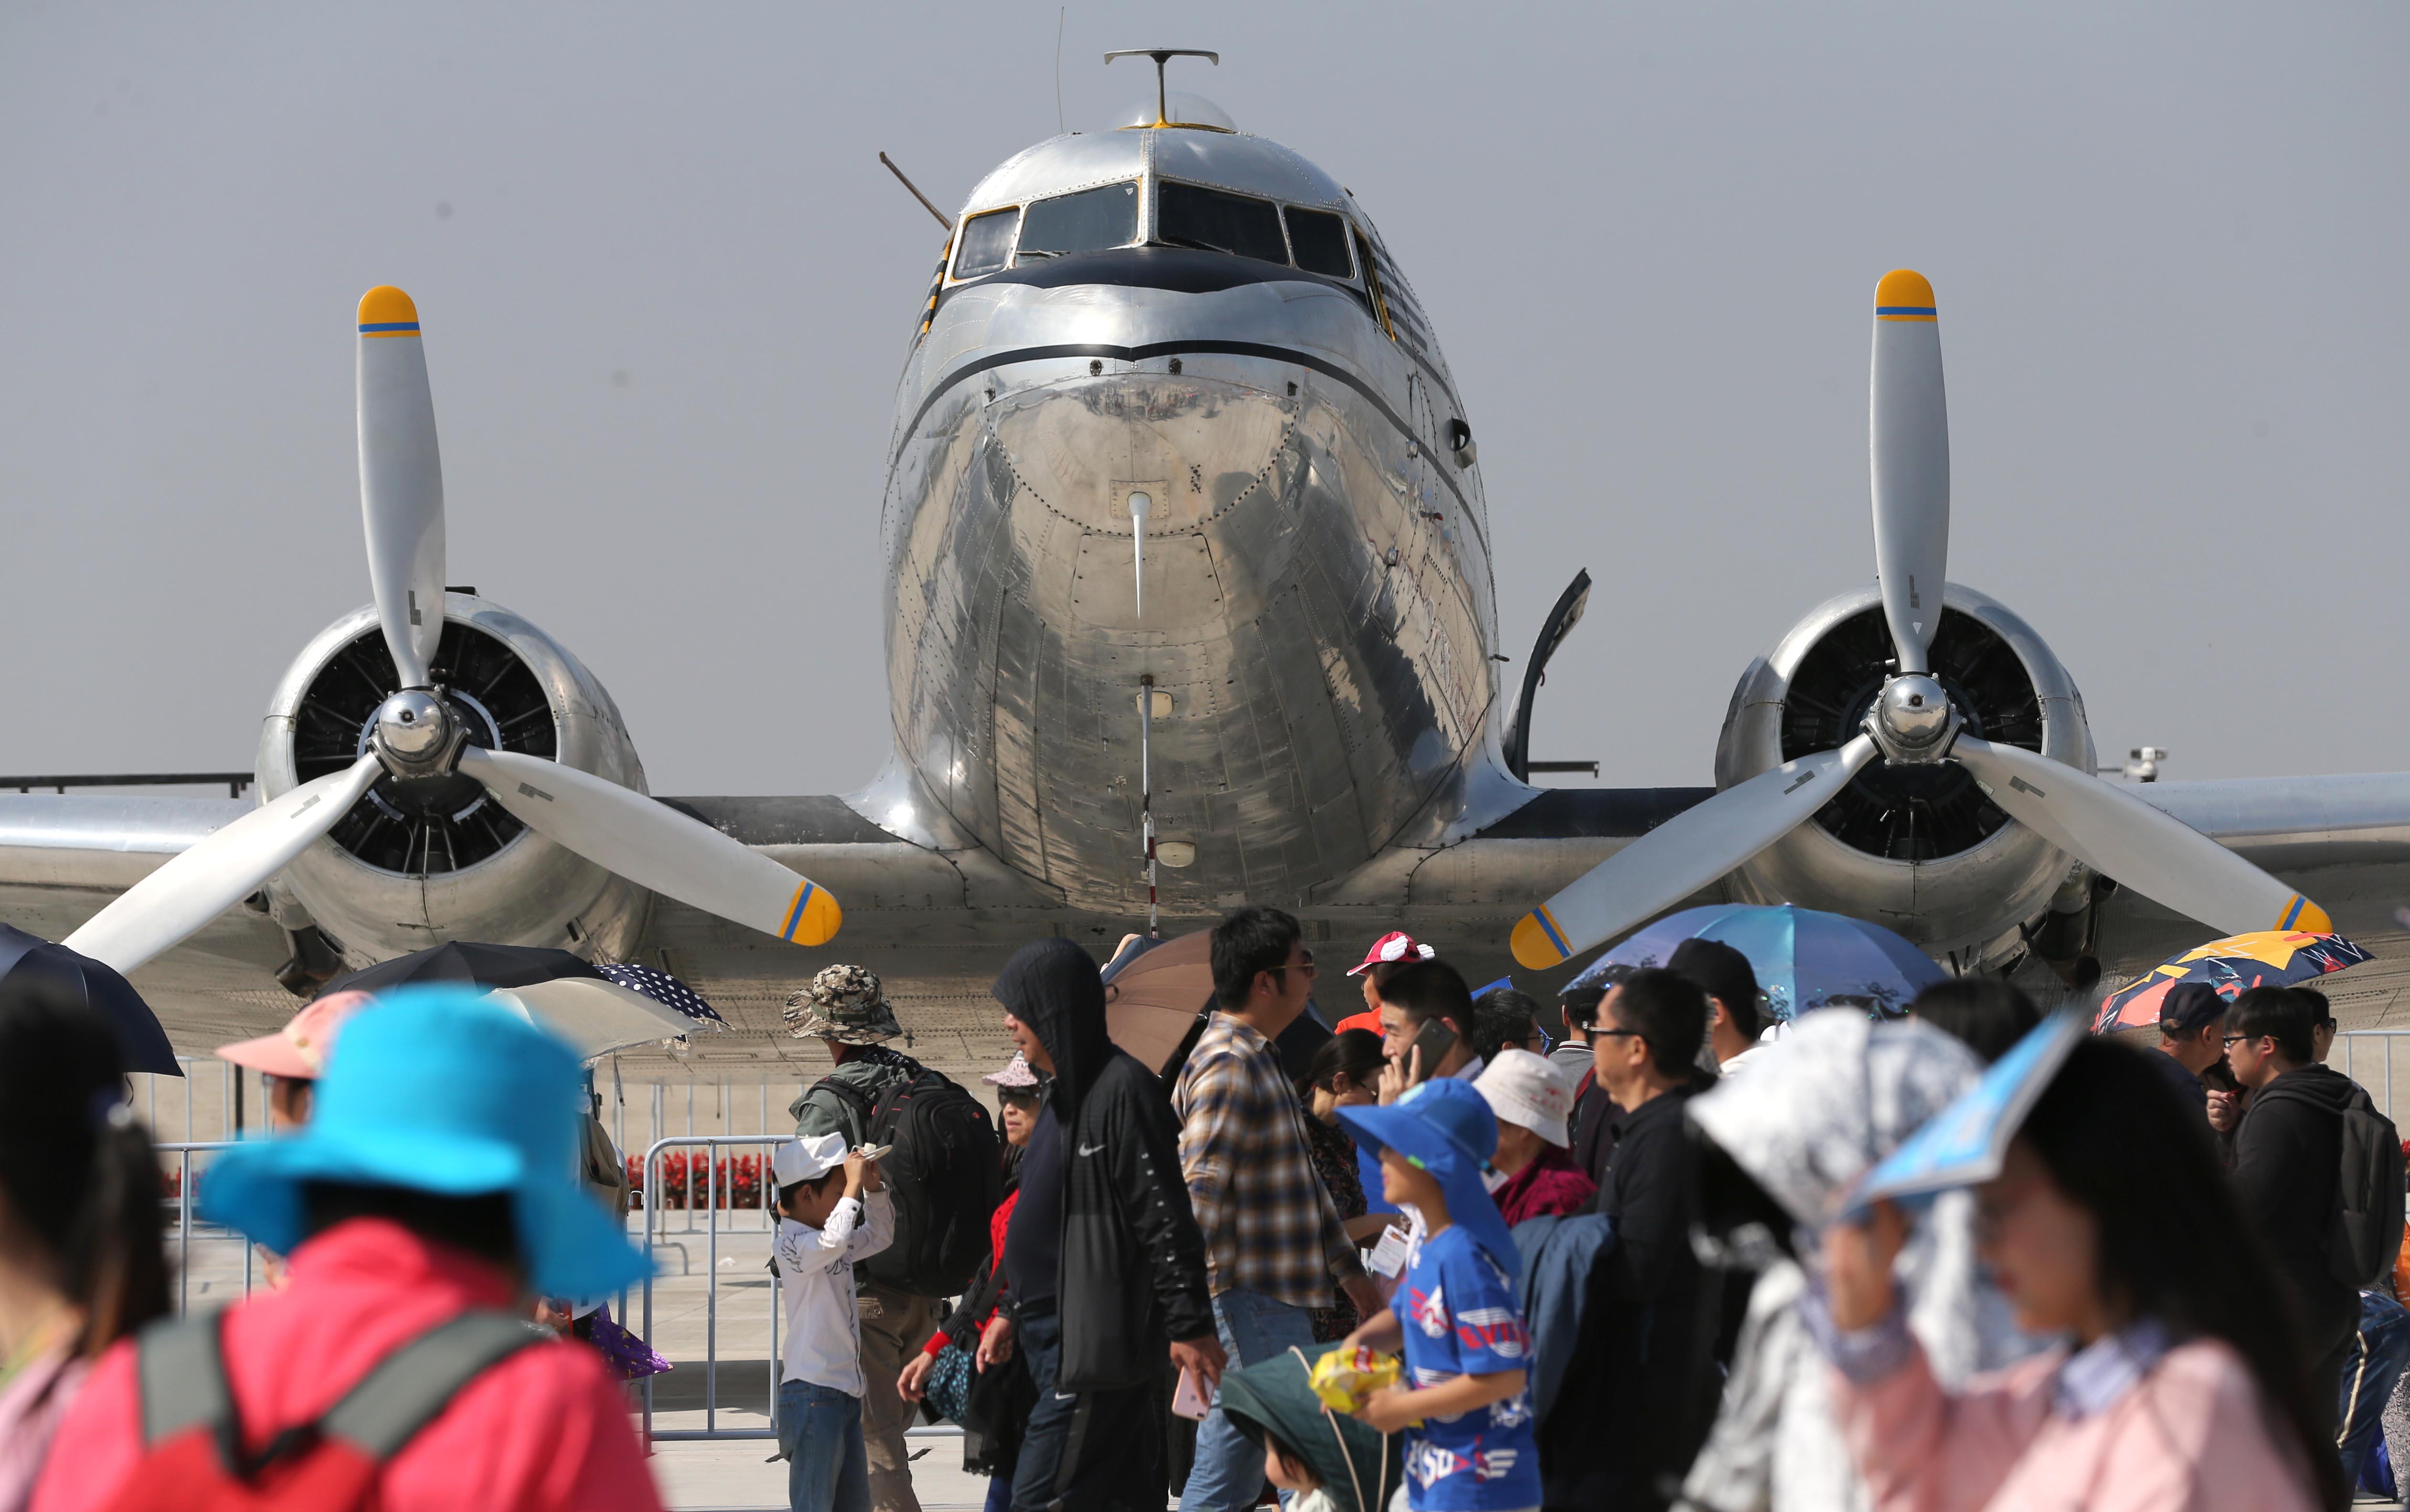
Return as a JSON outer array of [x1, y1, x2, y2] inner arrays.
[[2092, 930, 2370, 1034]]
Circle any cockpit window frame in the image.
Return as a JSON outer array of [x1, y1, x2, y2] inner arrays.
[[950, 206, 1024, 282], [1279, 205, 1356, 281]]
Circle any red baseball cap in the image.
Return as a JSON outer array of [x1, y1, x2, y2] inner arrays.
[[1346, 930, 1436, 976]]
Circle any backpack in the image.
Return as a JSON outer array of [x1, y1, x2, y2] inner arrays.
[[2331, 1081, 2406, 1289], [102, 1310, 544, 1512], [824, 1067, 1001, 1294]]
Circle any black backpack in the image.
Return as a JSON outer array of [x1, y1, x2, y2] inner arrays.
[[2330, 1081, 2406, 1289], [825, 1068, 1002, 1295]]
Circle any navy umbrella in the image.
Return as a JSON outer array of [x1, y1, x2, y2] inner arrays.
[[0, 922, 180, 1074]]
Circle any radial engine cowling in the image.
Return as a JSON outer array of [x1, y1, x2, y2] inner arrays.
[[254, 594, 651, 967], [1713, 584, 2096, 966]]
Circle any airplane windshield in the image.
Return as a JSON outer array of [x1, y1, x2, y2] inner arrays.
[[1282, 208, 1353, 278], [954, 209, 1018, 279], [1155, 181, 1287, 264], [1017, 181, 1140, 262]]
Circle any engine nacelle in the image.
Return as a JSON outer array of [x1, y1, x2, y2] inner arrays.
[[254, 595, 651, 968], [1714, 584, 2096, 967]]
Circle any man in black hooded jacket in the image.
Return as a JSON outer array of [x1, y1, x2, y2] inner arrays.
[[2227, 983, 2360, 1431], [990, 937, 1221, 1511]]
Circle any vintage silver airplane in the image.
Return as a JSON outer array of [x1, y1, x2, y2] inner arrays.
[[9, 52, 2410, 1080]]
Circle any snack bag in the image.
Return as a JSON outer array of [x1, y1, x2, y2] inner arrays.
[[1308, 1344, 1402, 1413]]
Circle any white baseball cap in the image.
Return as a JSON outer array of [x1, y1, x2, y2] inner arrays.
[[773, 1131, 848, 1189], [1473, 1048, 1575, 1147]]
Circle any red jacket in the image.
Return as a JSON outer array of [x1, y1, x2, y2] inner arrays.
[[32, 1218, 661, 1512], [1493, 1145, 1598, 1226]]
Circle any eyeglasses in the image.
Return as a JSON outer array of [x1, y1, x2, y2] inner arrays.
[[1268, 950, 1317, 982], [2222, 1033, 2260, 1048], [1584, 1027, 1646, 1045]]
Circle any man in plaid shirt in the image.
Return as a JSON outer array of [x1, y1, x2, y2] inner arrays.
[[1174, 906, 1385, 1512]]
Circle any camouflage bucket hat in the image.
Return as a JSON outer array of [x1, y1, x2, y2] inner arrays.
[[783, 964, 903, 1044]]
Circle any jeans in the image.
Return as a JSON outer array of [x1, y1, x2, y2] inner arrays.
[[2339, 1290, 2410, 1484], [777, 1377, 870, 1512], [1011, 1302, 1162, 1512], [1179, 1289, 1321, 1512]]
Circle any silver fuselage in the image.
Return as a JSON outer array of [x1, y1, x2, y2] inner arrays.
[[882, 126, 1499, 914]]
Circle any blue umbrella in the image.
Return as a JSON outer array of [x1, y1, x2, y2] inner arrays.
[[1564, 903, 1947, 1021]]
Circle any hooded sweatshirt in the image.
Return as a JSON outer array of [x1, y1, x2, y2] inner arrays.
[[992, 938, 1214, 1392], [2233, 1062, 2361, 1354]]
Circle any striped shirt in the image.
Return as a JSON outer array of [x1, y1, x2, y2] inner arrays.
[[1174, 1014, 1364, 1306]]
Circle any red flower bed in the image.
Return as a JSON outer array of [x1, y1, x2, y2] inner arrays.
[[625, 1152, 765, 1210]]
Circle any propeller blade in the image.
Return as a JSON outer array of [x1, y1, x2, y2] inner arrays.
[[358, 286, 446, 689], [1953, 736, 2330, 936], [1510, 735, 1879, 969], [1871, 269, 1949, 676], [456, 746, 842, 946], [63, 754, 384, 975]]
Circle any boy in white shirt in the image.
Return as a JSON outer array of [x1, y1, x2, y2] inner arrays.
[[772, 1131, 895, 1512]]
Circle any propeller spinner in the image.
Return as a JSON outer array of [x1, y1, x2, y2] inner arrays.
[[65, 289, 842, 976], [1511, 271, 2328, 971]]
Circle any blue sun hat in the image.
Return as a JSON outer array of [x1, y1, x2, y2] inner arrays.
[[200, 986, 649, 1298], [1337, 1078, 1520, 1282]]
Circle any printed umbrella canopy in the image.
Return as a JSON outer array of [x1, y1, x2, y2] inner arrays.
[[2092, 930, 2371, 1034], [323, 941, 723, 1060], [1564, 903, 1947, 1021]]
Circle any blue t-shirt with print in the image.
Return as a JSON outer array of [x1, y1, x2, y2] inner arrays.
[[1388, 1225, 1541, 1511]]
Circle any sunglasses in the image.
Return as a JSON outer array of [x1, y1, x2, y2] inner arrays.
[[1584, 1026, 1646, 1045], [1268, 949, 1317, 982]]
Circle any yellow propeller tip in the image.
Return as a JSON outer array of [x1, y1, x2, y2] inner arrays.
[[1875, 269, 1937, 322], [1511, 911, 1571, 971], [2280, 896, 2332, 935], [781, 881, 842, 947], [358, 285, 421, 336]]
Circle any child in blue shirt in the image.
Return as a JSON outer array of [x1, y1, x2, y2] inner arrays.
[[1337, 1080, 1541, 1512]]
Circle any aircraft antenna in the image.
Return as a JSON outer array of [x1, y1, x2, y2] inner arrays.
[[1055, 9, 1067, 135], [1139, 674, 1160, 937], [1103, 47, 1219, 128], [878, 152, 951, 231]]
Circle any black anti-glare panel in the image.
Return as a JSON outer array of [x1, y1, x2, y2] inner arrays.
[[291, 622, 558, 874], [1779, 606, 2046, 861]]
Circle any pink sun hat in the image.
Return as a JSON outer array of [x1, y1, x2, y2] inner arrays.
[[213, 990, 376, 1080]]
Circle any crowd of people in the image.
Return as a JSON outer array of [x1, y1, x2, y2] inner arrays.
[[2, 907, 2407, 1512]]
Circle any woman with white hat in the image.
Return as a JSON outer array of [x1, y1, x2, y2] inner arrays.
[[1471, 1050, 1596, 1225]]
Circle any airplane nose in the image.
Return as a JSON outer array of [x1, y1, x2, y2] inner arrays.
[[987, 369, 1295, 630]]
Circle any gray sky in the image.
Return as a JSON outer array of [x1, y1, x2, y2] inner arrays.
[[4, 3, 2404, 799]]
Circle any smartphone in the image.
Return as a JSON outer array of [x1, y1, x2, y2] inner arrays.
[[853, 1144, 892, 1162], [1171, 1367, 1211, 1422], [1409, 1018, 1458, 1082]]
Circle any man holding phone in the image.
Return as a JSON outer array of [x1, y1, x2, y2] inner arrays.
[[1374, 959, 1485, 1105]]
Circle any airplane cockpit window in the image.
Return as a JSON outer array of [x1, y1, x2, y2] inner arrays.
[[1282, 208, 1353, 278], [1016, 181, 1140, 262], [953, 209, 1019, 279], [1155, 181, 1288, 264]]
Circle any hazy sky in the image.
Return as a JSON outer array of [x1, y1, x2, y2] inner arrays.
[[4, 3, 2404, 800]]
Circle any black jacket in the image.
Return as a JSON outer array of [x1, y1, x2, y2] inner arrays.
[[994, 938, 1214, 1392], [1545, 1083, 1715, 1510], [2234, 1063, 2360, 1352]]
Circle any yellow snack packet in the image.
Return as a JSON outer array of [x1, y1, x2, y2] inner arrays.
[[1308, 1345, 1403, 1413]]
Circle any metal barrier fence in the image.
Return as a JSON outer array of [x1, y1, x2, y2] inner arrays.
[[2336, 1030, 2410, 1122]]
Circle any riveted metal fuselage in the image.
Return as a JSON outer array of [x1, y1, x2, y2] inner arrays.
[[882, 143, 1499, 914]]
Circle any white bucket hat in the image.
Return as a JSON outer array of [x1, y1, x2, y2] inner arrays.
[[1473, 1048, 1575, 1147]]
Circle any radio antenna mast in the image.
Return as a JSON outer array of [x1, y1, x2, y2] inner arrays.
[[1103, 47, 1218, 127], [877, 152, 950, 230]]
